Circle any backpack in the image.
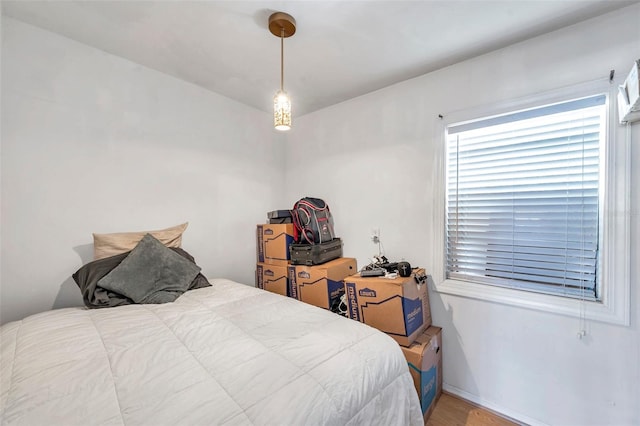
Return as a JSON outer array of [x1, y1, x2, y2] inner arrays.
[[291, 197, 335, 244]]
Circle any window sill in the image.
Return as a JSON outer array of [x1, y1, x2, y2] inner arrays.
[[434, 278, 628, 326]]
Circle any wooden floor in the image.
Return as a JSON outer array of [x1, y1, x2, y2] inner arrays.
[[427, 392, 521, 426]]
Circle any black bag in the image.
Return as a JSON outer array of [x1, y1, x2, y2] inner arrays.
[[291, 197, 335, 244], [289, 238, 343, 265]]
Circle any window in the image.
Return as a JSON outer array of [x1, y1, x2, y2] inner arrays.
[[446, 95, 605, 300], [432, 81, 630, 325]]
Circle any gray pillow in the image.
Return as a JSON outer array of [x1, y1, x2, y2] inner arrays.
[[97, 233, 201, 304]]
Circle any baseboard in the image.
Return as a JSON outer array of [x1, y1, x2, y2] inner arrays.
[[442, 383, 549, 426]]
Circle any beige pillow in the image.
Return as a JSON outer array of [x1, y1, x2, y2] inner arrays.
[[93, 222, 188, 260]]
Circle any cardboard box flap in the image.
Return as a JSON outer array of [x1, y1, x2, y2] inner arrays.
[[325, 258, 358, 278]]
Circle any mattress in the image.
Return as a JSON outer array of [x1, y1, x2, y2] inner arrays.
[[0, 279, 423, 425]]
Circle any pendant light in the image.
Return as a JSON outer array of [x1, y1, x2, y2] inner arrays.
[[269, 12, 296, 131]]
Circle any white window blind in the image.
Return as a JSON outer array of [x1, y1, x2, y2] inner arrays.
[[446, 94, 606, 300]]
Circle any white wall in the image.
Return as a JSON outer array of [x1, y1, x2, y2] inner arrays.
[[286, 5, 640, 426], [2, 5, 639, 424], [0, 17, 286, 324]]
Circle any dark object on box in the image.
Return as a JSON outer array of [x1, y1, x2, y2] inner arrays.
[[398, 261, 412, 277], [362, 256, 413, 277], [268, 217, 292, 224], [360, 268, 385, 277], [267, 210, 292, 219], [267, 210, 293, 224], [289, 238, 343, 265]]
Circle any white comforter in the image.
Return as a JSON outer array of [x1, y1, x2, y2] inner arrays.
[[1, 279, 423, 426]]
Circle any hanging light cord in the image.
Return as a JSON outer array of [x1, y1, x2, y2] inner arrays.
[[280, 27, 285, 92]]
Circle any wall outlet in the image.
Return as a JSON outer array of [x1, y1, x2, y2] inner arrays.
[[371, 228, 380, 244]]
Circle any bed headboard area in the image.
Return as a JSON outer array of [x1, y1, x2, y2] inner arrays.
[[71, 223, 210, 309]]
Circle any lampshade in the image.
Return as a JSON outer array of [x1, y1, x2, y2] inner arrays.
[[274, 90, 291, 131], [269, 12, 296, 131]]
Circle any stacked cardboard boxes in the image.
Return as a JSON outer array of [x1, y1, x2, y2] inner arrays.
[[256, 223, 295, 297], [255, 222, 357, 309], [343, 269, 442, 422]]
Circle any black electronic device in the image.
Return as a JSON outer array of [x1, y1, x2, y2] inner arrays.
[[397, 261, 412, 277], [267, 210, 292, 219], [375, 259, 412, 277], [379, 262, 397, 272], [267, 210, 293, 224], [360, 268, 386, 277]]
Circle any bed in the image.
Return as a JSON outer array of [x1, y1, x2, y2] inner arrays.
[[0, 278, 423, 425]]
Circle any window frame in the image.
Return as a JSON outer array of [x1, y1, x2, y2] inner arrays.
[[431, 79, 630, 325]]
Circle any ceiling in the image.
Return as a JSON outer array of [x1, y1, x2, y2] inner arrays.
[[2, 1, 637, 116]]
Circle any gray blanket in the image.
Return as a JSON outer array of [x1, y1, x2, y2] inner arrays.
[[72, 248, 210, 309]]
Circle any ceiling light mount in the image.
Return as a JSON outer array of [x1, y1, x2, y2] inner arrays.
[[268, 12, 296, 38], [269, 12, 296, 131]]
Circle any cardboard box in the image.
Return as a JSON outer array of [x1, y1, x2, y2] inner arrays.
[[288, 257, 357, 310], [256, 224, 294, 265], [400, 326, 443, 423], [256, 263, 291, 297], [344, 269, 431, 346]]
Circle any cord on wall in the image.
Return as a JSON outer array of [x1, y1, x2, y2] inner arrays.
[[370, 228, 384, 258]]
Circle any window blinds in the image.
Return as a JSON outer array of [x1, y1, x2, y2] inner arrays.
[[446, 95, 606, 299]]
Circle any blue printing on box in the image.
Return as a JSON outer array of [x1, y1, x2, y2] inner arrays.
[[287, 266, 298, 299], [299, 277, 344, 308], [408, 363, 437, 414], [403, 296, 424, 336], [257, 225, 265, 262], [345, 282, 360, 322], [359, 287, 376, 297], [256, 264, 264, 289], [327, 279, 345, 306], [359, 294, 424, 337]]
